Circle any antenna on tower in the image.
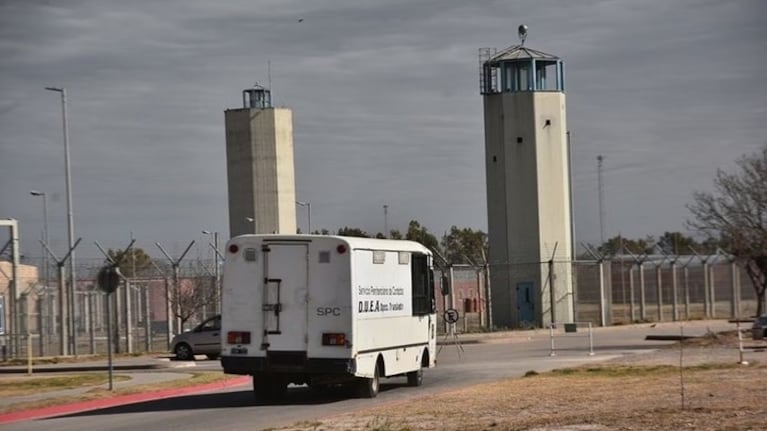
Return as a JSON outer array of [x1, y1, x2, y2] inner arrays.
[[518, 24, 528, 46], [267, 60, 272, 91]]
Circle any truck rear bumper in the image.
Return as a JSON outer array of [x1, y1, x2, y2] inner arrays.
[[222, 353, 355, 376]]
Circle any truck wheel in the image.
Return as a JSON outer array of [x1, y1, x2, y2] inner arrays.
[[357, 364, 380, 398], [174, 343, 194, 361], [254, 375, 287, 401], [406, 367, 423, 387]]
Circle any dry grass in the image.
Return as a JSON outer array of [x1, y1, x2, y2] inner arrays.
[[0, 371, 231, 414], [0, 374, 132, 397], [280, 335, 767, 431]]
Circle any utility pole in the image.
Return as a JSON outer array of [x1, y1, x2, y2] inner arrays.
[[597, 155, 606, 246], [45, 86, 78, 355]]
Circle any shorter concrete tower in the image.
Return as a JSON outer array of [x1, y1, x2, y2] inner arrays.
[[225, 86, 297, 237], [480, 28, 574, 328]]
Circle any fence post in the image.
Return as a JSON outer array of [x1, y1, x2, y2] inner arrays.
[[629, 266, 636, 321], [598, 262, 606, 327], [639, 263, 646, 321], [588, 322, 594, 356], [549, 324, 556, 356], [709, 264, 716, 318], [671, 261, 679, 321], [656, 264, 664, 322], [730, 262, 739, 319]]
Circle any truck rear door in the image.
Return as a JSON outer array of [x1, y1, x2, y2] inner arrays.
[[262, 243, 309, 351]]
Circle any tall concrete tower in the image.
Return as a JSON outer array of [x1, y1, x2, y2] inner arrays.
[[225, 85, 297, 237], [480, 28, 574, 328]]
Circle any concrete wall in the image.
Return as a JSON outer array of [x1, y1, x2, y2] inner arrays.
[[483, 91, 573, 328], [0, 261, 40, 334], [225, 108, 297, 238]]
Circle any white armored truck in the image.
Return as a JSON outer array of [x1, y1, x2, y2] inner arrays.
[[220, 234, 439, 399]]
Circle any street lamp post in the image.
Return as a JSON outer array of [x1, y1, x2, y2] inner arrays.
[[30, 190, 51, 338], [45, 86, 78, 355], [296, 201, 311, 234], [202, 230, 221, 314]]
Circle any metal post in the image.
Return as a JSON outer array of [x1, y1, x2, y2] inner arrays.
[[656, 264, 664, 322], [730, 261, 738, 319], [709, 264, 716, 318], [671, 261, 679, 321], [88, 292, 95, 354], [123, 277, 132, 353], [549, 259, 556, 326], [598, 261, 605, 327], [588, 322, 595, 356], [684, 266, 690, 319], [172, 264, 180, 332], [105, 292, 114, 390], [549, 324, 556, 356], [144, 284, 151, 352], [703, 262, 710, 317], [45, 87, 77, 356], [639, 263, 646, 321], [629, 266, 635, 321], [57, 263, 67, 355], [164, 275, 172, 346], [484, 262, 493, 330]]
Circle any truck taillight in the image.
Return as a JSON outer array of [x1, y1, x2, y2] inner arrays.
[[227, 331, 251, 344], [322, 333, 346, 346]]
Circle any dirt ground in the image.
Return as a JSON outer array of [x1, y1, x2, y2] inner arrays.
[[279, 333, 767, 431]]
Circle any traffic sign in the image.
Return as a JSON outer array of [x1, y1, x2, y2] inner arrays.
[[97, 265, 122, 294], [444, 308, 459, 324]]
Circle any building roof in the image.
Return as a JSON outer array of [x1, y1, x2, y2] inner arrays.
[[487, 45, 560, 64]]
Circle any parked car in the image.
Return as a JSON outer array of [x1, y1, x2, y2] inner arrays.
[[171, 315, 221, 360], [752, 315, 767, 340]]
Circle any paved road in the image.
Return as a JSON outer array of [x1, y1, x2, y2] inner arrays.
[[2, 320, 737, 431]]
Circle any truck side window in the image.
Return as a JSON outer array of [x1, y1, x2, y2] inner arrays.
[[411, 253, 433, 316]]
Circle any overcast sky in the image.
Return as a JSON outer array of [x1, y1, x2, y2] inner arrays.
[[1, 0, 765, 261]]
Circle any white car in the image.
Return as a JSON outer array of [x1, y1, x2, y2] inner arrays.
[[171, 315, 221, 360]]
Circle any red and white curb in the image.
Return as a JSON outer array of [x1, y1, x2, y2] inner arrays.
[[0, 376, 250, 425]]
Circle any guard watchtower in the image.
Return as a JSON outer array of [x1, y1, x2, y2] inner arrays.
[[225, 85, 297, 237], [479, 26, 574, 328]]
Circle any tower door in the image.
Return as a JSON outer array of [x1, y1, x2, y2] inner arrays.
[[516, 281, 535, 326]]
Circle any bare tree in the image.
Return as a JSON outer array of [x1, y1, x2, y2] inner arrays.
[[687, 145, 767, 316], [171, 262, 219, 330]]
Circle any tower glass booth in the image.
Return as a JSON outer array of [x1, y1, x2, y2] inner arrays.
[[242, 85, 272, 109], [481, 47, 564, 94]]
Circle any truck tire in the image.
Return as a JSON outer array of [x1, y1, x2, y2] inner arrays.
[[253, 375, 287, 401], [357, 364, 380, 398], [406, 367, 423, 387]]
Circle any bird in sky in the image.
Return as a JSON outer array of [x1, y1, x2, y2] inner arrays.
[[298, 18, 304, 23]]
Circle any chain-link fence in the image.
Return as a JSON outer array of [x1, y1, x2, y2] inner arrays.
[[433, 257, 762, 335], [1, 258, 219, 360], [1, 255, 764, 358]]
